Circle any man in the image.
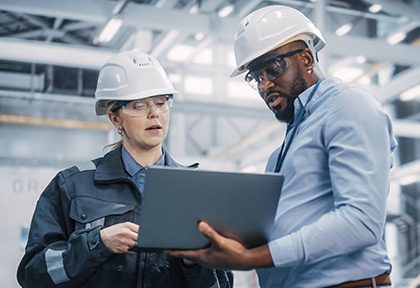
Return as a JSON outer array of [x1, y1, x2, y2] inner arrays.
[[168, 5, 397, 288]]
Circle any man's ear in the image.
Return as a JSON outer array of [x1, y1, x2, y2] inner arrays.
[[301, 49, 314, 68]]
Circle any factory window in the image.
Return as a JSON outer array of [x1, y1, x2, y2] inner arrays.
[[228, 80, 256, 100], [193, 48, 213, 65], [184, 75, 212, 96]]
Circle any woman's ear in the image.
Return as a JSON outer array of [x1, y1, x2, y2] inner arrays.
[[108, 111, 122, 130]]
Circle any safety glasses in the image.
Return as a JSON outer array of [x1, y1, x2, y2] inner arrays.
[[111, 95, 173, 117], [244, 49, 304, 90]]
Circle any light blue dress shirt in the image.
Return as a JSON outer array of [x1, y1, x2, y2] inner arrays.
[[121, 146, 165, 194], [257, 78, 397, 287]]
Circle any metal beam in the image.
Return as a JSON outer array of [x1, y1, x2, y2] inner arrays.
[[376, 66, 420, 103], [323, 33, 420, 66], [0, 38, 114, 69], [208, 123, 283, 158], [0, 114, 111, 130], [363, 0, 420, 22], [2, 89, 420, 138], [391, 159, 420, 183], [0, 0, 107, 23], [393, 120, 420, 139], [270, 0, 403, 22], [1, 1, 419, 66]]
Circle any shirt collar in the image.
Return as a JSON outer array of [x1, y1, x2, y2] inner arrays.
[[293, 78, 328, 122], [121, 146, 165, 177]]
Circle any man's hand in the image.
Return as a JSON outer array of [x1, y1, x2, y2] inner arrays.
[[100, 222, 139, 253], [166, 221, 273, 270]]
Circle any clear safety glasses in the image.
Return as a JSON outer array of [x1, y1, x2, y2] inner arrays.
[[244, 49, 304, 90], [113, 95, 173, 117]]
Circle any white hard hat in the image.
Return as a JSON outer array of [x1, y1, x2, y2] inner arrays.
[[231, 5, 326, 77], [95, 50, 178, 116]]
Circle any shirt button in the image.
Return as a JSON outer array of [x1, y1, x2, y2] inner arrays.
[[91, 239, 97, 245], [81, 214, 87, 220]]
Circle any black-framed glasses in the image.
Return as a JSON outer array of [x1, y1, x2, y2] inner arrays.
[[111, 95, 173, 117], [244, 49, 304, 90]]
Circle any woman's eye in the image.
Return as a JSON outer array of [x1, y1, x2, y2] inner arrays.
[[133, 103, 146, 110]]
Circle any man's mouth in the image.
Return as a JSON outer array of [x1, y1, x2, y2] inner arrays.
[[265, 92, 284, 110]]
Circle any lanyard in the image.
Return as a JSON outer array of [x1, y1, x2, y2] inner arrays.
[[274, 79, 323, 173]]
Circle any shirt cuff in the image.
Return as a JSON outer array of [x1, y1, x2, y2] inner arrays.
[[268, 233, 304, 267]]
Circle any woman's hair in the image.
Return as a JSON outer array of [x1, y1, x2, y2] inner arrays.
[[103, 101, 124, 152]]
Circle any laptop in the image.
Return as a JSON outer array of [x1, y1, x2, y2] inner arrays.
[[136, 166, 283, 250]]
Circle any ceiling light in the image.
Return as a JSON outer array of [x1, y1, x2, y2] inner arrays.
[[400, 84, 420, 101], [335, 23, 353, 36], [355, 55, 366, 64], [368, 4, 382, 13], [189, 4, 199, 14], [218, 4, 234, 18], [387, 31, 406, 45], [98, 17, 122, 43], [194, 32, 205, 41]]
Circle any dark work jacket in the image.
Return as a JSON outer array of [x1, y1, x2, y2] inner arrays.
[[17, 147, 233, 288]]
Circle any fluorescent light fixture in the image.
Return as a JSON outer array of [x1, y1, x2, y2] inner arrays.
[[98, 17, 122, 43], [218, 4, 234, 18], [335, 23, 353, 36], [194, 32, 205, 41], [400, 84, 420, 101], [387, 31, 406, 45], [167, 44, 194, 62], [368, 4, 382, 13]]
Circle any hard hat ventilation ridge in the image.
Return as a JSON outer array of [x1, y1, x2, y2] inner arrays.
[[132, 56, 152, 67]]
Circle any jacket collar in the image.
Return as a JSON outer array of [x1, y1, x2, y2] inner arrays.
[[93, 145, 186, 182]]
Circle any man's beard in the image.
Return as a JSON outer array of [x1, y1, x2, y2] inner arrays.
[[273, 74, 308, 123]]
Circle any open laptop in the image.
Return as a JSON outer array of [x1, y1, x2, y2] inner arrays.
[[136, 166, 283, 251]]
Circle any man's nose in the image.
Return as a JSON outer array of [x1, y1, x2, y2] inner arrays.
[[259, 78, 274, 94]]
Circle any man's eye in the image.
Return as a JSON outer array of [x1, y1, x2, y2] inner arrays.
[[266, 65, 283, 76]]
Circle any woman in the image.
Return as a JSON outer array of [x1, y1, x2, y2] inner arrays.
[[17, 50, 233, 288]]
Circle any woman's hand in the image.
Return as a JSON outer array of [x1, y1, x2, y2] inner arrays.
[[100, 222, 139, 253]]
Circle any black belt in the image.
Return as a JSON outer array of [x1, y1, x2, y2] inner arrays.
[[330, 273, 391, 288]]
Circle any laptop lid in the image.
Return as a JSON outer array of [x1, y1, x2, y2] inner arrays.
[[136, 166, 283, 250]]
